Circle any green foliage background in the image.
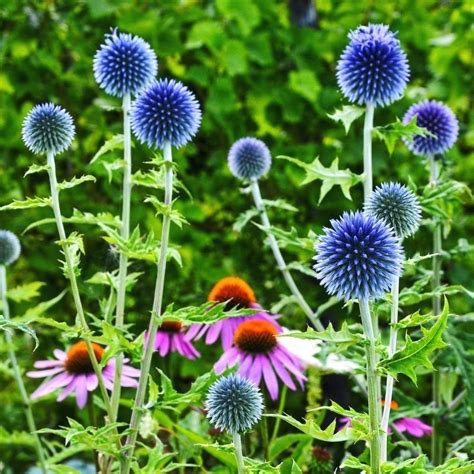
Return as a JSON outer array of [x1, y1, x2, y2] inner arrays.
[[0, 0, 473, 470]]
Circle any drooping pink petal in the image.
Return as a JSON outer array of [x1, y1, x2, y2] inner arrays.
[[246, 355, 263, 385], [273, 346, 307, 387], [221, 322, 235, 350], [185, 324, 202, 340], [57, 378, 78, 402], [394, 418, 432, 438], [75, 374, 88, 408], [261, 355, 279, 400], [33, 359, 64, 369], [122, 364, 141, 377], [181, 338, 200, 359], [26, 367, 65, 378], [205, 321, 223, 345], [102, 374, 114, 390], [31, 372, 74, 399], [86, 373, 98, 391], [271, 356, 297, 390], [120, 375, 139, 388], [214, 348, 239, 374], [53, 349, 67, 360], [158, 333, 170, 357]]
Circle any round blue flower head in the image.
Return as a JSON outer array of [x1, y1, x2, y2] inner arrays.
[[337, 24, 409, 107], [22, 103, 75, 155], [206, 374, 264, 434], [0, 230, 21, 266], [314, 211, 403, 301], [228, 137, 272, 180], [402, 100, 459, 156], [93, 29, 158, 98], [365, 182, 422, 239], [131, 78, 201, 149]]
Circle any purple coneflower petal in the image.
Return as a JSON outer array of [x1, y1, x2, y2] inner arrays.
[[26, 367, 65, 378], [57, 378, 78, 402], [261, 355, 279, 400], [75, 374, 89, 408], [271, 356, 297, 390], [205, 321, 223, 345], [122, 364, 141, 377], [214, 347, 239, 374], [247, 355, 263, 385], [31, 372, 73, 399], [238, 354, 253, 378], [53, 349, 67, 360], [86, 373, 98, 391], [120, 375, 139, 387], [159, 333, 171, 356], [33, 359, 64, 369]]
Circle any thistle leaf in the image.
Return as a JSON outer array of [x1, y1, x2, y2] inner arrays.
[[0, 196, 52, 211], [328, 105, 365, 133], [90, 134, 124, 164], [380, 299, 449, 384], [278, 155, 363, 203]]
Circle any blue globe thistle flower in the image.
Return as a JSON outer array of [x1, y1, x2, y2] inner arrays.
[[0, 230, 21, 266], [131, 79, 201, 149], [365, 182, 422, 239], [22, 103, 75, 155], [402, 100, 459, 156], [228, 137, 272, 181], [93, 29, 158, 98], [206, 374, 264, 434], [336, 24, 409, 107], [314, 212, 403, 301]]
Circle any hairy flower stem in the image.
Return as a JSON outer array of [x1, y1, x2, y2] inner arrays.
[[46, 152, 113, 417], [429, 155, 443, 465], [380, 276, 400, 462], [121, 141, 173, 474], [111, 93, 132, 421], [0, 266, 47, 474], [250, 179, 324, 332], [359, 298, 381, 474], [363, 103, 375, 204], [233, 432, 245, 474], [270, 384, 288, 445]]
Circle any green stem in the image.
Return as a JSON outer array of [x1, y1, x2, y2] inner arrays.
[[46, 152, 113, 418], [249, 179, 324, 331], [380, 276, 400, 462], [233, 431, 245, 474], [121, 141, 173, 473], [261, 415, 269, 460], [359, 298, 381, 474], [0, 265, 48, 474], [429, 155, 443, 465], [363, 103, 375, 204], [111, 92, 132, 422], [270, 385, 288, 446]]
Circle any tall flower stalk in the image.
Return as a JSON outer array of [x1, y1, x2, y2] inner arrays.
[[122, 78, 201, 472], [0, 233, 47, 474], [93, 30, 158, 422], [365, 182, 422, 461], [314, 211, 403, 474], [402, 100, 459, 465], [227, 137, 324, 331], [22, 104, 114, 419]]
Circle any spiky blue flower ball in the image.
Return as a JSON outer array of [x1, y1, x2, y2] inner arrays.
[[93, 29, 158, 98], [402, 100, 459, 156], [228, 137, 272, 180], [206, 374, 264, 434], [365, 182, 422, 239], [22, 103, 75, 155], [337, 24, 409, 107], [131, 79, 201, 149], [314, 212, 403, 301], [0, 230, 21, 266]]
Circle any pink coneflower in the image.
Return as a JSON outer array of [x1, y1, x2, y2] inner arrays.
[[27, 341, 139, 408], [187, 276, 279, 349], [153, 320, 200, 359], [214, 319, 307, 400]]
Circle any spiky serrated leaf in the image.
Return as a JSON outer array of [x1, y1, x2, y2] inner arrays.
[[7, 281, 44, 302], [0, 196, 52, 211], [57, 175, 96, 191], [328, 105, 365, 133], [90, 134, 124, 164], [381, 300, 449, 383], [0, 316, 38, 348], [145, 196, 188, 228], [373, 116, 432, 155], [24, 163, 49, 177], [281, 323, 363, 351], [266, 413, 355, 442], [394, 310, 436, 329], [278, 155, 363, 203], [253, 223, 315, 253]]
